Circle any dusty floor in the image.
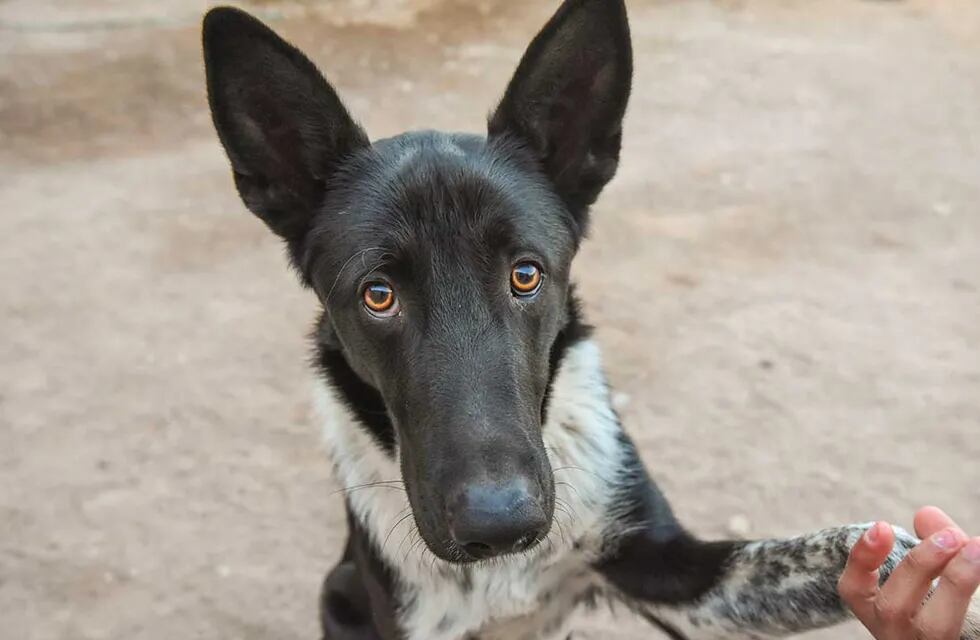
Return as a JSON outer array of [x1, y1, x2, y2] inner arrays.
[[2, 0, 979, 638]]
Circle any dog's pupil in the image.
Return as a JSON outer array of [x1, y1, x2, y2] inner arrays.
[[367, 286, 390, 306], [515, 266, 535, 284]]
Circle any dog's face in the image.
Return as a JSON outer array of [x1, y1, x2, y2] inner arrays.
[[203, 0, 631, 563], [308, 134, 579, 563]]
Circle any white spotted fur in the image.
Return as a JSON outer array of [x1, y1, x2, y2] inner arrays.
[[315, 339, 627, 640]]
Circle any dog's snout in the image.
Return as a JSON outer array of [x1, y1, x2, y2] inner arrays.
[[447, 480, 548, 560]]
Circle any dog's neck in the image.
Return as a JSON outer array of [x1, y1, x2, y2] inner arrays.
[[313, 338, 628, 587]]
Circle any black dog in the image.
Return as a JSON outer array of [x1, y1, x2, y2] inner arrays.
[[202, 1, 979, 638]]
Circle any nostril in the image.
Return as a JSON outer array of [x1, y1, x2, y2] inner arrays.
[[462, 541, 493, 559], [448, 480, 549, 560]]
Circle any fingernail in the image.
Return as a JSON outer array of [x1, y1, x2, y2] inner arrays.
[[963, 539, 980, 564], [931, 528, 960, 550], [865, 523, 880, 543]]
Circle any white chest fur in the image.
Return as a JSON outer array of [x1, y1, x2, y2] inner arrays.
[[314, 339, 627, 640]]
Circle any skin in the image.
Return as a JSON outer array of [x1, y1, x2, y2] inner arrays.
[[839, 506, 980, 640]]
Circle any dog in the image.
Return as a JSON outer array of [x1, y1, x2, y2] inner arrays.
[[201, 1, 979, 638]]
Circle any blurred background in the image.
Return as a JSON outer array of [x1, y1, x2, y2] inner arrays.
[[2, 0, 978, 638]]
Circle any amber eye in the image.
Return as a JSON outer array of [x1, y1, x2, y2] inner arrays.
[[363, 282, 397, 315], [510, 262, 542, 296]]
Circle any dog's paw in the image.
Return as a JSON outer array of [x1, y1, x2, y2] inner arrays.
[[839, 522, 920, 582], [879, 524, 920, 581]]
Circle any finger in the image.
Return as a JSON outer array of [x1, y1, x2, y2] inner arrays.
[[876, 527, 968, 628], [914, 506, 959, 540], [917, 538, 980, 640], [839, 522, 895, 624]]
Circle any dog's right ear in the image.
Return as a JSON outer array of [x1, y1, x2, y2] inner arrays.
[[489, 0, 631, 225], [203, 8, 367, 258]]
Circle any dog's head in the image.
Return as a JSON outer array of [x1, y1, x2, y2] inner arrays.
[[203, 0, 631, 563]]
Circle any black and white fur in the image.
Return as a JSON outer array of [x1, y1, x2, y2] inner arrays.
[[201, 2, 980, 639], [316, 340, 932, 640]]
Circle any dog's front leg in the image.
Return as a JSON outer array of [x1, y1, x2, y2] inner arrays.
[[321, 555, 381, 640], [599, 520, 980, 639], [590, 463, 979, 639], [320, 508, 404, 640], [320, 532, 387, 640], [607, 523, 914, 638]]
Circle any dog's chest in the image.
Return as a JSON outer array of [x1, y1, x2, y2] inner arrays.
[[402, 551, 600, 640], [316, 340, 625, 640]]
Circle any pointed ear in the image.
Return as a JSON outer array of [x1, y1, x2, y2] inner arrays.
[[488, 0, 632, 221], [202, 7, 367, 255]]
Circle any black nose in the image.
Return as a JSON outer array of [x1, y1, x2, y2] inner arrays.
[[447, 480, 548, 560]]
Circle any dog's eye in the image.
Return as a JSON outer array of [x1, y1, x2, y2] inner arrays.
[[510, 262, 542, 296], [363, 282, 398, 316]]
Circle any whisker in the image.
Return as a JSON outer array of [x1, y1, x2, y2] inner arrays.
[[407, 534, 427, 564], [555, 480, 584, 502], [396, 522, 419, 559], [555, 496, 580, 523], [329, 479, 406, 498], [551, 513, 568, 546], [554, 500, 574, 521], [552, 464, 605, 482], [554, 503, 576, 532], [381, 510, 415, 555]]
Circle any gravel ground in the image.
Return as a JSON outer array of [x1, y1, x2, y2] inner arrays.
[[1, 1, 978, 638]]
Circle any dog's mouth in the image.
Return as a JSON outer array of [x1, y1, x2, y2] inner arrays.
[[453, 530, 548, 564]]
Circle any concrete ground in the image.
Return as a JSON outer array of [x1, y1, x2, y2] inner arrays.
[[2, 0, 978, 638]]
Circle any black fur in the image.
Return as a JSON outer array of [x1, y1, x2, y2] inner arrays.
[[489, 0, 632, 223], [313, 291, 591, 456], [203, 7, 369, 279], [595, 436, 745, 606], [320, 509, 401, 640], [313, 321, 396, 455]]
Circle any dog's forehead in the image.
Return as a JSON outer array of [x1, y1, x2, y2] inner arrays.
[[321, 131, 578, 253]]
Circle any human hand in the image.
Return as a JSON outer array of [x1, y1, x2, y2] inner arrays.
[[838, 506, 980, 639]]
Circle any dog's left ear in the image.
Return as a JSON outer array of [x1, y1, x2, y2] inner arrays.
[[488, 0, 632, 223], [202, 7, 368, 274]]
